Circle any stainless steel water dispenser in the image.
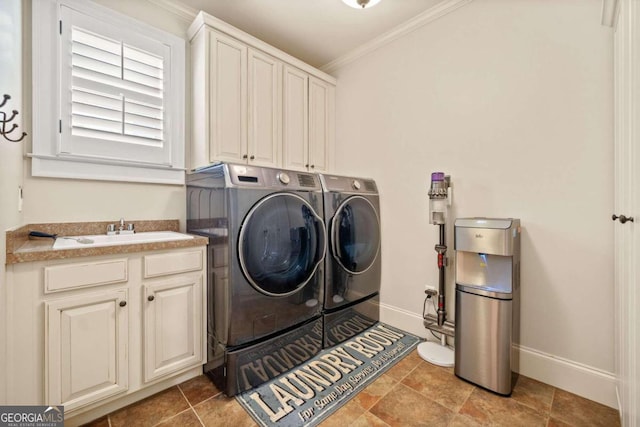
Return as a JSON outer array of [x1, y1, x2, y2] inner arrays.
[[454, 218, 520, 395]]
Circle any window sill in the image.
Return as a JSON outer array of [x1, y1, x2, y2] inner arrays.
[[30, 154, 185, 185]]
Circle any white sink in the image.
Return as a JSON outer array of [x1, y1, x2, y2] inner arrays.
[[52, 231, 194, 250]]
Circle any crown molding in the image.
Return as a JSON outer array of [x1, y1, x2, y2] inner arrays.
[[321, 0, 473, 74], [146, 0, 198, 22]]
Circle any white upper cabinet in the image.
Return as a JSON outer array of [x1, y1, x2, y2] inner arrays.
[[248, 49, 282, 167], [191, 29, 247, 166], [282, 65, 309, 171], [283, 72, 335, 173], [189, 12, 335, 172], [308, 77, 335, 173], [209, 31, 247, 164]]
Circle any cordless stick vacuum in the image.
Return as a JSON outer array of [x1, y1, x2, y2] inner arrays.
[[417, 172, 455, 367]]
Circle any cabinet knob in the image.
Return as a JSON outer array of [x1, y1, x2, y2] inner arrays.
[[612, 214, 634, 224], [119, 300, 127, 307], [148, 295, 155, 302], [310, 164, 315, 169], [250, 155, 255, 160], [305, 164, 309, 168], [242, 154, 248, 159]]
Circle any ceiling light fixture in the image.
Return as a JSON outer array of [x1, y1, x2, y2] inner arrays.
[[341, 0, 382, 9]]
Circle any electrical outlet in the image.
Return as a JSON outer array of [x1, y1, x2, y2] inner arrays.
[[425, 285, 437, 297]]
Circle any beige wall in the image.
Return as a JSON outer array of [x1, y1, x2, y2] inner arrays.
[[20, 0, 192, 227], [333, 0, 614, 373], [0, 0, 24, 238], [0, 0, 25, 405]]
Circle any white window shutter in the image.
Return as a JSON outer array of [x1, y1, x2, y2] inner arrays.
[[59, 5, 171, 165]]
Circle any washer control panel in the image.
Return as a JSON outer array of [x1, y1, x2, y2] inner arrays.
[[278, 172, 290, 185], [224, 164, 321, 190]]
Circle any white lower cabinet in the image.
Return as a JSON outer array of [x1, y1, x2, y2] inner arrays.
[[5, 246, 206, 423], [45, 289, 129, 412], [143, 275, 203, 382]]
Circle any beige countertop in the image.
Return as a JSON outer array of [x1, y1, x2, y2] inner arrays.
[[6, 220, 209, 264]]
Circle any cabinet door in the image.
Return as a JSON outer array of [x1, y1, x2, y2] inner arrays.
[[45, 289, 128, 411], [248, 49, 281, 167], [282, 65, 309, 171], [209, 30, 247, 163], [143, 275, 203, 382], [308, 77, 334, 173]]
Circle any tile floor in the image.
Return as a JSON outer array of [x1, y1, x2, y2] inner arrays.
[[84, 350, 620, 427]]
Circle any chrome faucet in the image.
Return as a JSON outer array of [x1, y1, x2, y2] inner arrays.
[[107, 218, 135, 235]]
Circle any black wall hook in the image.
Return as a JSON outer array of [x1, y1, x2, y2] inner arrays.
[[1, 94, 27, 143]]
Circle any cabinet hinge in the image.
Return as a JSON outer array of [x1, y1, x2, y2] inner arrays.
[[59, 20, 62, 35], [59, 120, 62, 133]]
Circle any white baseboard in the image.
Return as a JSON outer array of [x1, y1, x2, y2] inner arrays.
[[379, 301, 432, 339], [515, 344, 617, 409], [379, 302, 618, 409]]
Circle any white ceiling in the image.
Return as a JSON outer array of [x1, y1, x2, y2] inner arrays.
[[173, 0, 444, 69]]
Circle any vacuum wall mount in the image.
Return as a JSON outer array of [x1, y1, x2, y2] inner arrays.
[[417, 172, 455, 367]]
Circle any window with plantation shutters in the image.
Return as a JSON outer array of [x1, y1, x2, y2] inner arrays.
[[59, 5, 172, 165], [31, 0, 185, 184], [70, 28, 164, 145]]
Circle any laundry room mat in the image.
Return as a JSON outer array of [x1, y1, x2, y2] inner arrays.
[[236, 322, 420, 427]]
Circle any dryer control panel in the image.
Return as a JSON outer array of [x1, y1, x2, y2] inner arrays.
[[319, 174, 378, 194]]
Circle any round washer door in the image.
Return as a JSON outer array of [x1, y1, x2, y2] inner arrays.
[[331, 195, 381, 275], [239, 193, 326, 296]]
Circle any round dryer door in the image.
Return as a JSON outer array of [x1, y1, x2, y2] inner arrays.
[[239, 193, 326, 296], [331, 195, 381, 275]]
